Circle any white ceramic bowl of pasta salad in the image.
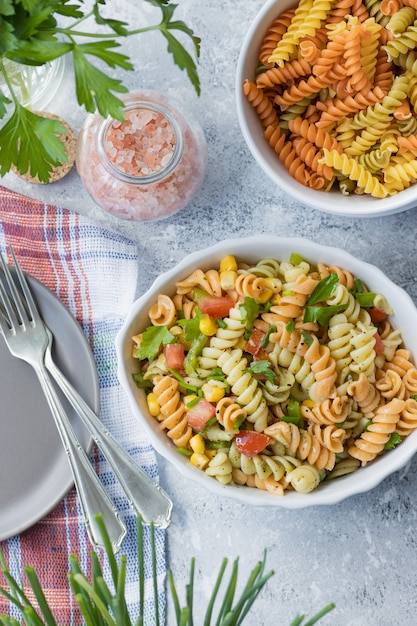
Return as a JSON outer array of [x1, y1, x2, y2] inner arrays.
[[116, 235, 417, 509], [236, 0, 417, 218]]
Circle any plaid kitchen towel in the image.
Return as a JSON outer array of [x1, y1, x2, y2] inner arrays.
[[0, 185, 167, 625]]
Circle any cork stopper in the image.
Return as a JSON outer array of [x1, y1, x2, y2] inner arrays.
[[12, 112, 76, 184]]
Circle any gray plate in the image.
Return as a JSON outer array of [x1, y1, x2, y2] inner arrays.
[[0, 272, 98, 541]]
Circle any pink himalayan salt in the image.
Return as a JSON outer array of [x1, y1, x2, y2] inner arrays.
[[76, 100, 207, 222], [104, 109, 176, 177]]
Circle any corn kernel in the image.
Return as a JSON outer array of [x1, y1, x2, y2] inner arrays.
[[302, 399, 315, 408], [257, 288, 274, 304], [220, 255, 238, 273], [202, 382, 225, 402], [147, 393, 160, 417], [190, 452, 210, 470], [272, 294, 281, 305], [190, 434, 205, 454], [220, 269, 237, 291], [235, 336, 247, 351], [265, 277, 282, 293], [205, 448, 217, 460], [199, 314, 218, 336]]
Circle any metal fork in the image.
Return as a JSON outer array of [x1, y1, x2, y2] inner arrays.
[[2, 249, 172, 530], [0, 250, 128, 552]]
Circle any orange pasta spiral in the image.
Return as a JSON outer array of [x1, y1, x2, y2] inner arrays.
[[153, 375, 192, 448], [347, 372, 381, 416], [243, 79, 278, 127], [259, 9, 296, 67], [216, 397, 247, 432], [396, 397, 417, 436], [301, 396, 352, 425], [348, 398, 405, 465]]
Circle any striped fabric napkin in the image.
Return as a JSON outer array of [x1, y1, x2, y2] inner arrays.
[[0, 186, 166, 624]]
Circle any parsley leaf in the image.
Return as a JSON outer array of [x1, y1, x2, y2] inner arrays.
[[0, 0, 201, 180], [72, 44, 130, 120], [136, 325, 176, 361], [249, 360, 275, 383], [145, 0, 201, 95], [0, 103, 67, 182], [177, 309, 202, 342], [240, 297, 259, 330]]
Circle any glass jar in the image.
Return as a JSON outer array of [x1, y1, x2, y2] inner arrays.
[[0, 57, 66, 112], [76, 90, 208, 221]]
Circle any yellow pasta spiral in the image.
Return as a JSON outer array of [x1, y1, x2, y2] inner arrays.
[[320, 149, 389, 197]]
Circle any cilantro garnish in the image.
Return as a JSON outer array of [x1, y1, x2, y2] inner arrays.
[[136, 325, 176, 361]]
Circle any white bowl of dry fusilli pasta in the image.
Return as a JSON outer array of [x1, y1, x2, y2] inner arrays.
[[236, 0, 417, 217], [116, 236, 417, 508]]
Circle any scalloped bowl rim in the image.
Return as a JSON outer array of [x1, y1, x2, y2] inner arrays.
[[116, 236, 417, 509], [235, 0, 417, 218]]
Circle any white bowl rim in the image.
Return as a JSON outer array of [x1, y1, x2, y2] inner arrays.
[[116, 235, 417, 509], [235, 0, 417, 218]]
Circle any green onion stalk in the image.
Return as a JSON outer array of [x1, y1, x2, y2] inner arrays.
[[0, 513, 335, 625]]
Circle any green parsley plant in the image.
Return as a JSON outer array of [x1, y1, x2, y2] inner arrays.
[[0, 0, 201, 182]]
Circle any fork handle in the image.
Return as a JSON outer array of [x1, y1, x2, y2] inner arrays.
[[34, 363, 127, 552], [44, 347, 172, 529]]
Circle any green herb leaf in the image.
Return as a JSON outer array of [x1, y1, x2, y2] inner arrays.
[[136, 325, 176, 361], [261, 325, 276, 348], [0, 104, 67, 182], [72, 44, 129, 120], [146, 0, 201, 95], [286, 320, 296, 333], [249, 360, 275, 383], [178, 308, 202, 342], [303, 304, 346, 328], [306, 273, 339, 305], [301, 330, 313, 346], [240, 297, 259, 330], [353, 291, 377, 308]]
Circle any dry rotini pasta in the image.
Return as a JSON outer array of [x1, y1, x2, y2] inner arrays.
[[243, 0, 417, 198], [132, 253, 417, 496]]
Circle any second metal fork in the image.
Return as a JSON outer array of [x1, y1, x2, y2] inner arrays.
[[0, 250, 127, 552]]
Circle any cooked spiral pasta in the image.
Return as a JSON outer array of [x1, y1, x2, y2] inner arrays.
[[149, 294, 177, 326], [348, 397, 405, 464], [244, 2, 417, 198], [133, 252, 414, 497], [152, 375, 192, 448]]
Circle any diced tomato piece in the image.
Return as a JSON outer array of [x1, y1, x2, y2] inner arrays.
[[186, 398, 216, 431], [164, 343, 185, 370], [199, 294, 235, 318], [235, 431, 270, 457], [369, 307, 387, 323], [374, 332, 385, 356], [245, 328, 266, 356]]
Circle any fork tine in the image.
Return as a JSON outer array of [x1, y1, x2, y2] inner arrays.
[[9, 246, 41, 324], [0, 255, 20, 329], [0, 249, 32, 327]]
